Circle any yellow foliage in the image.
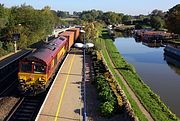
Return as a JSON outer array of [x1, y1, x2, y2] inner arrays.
[[96, 51, 102, 60]]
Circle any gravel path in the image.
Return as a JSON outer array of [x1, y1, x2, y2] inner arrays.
[[0, 97, 19, 120], [104, 47, 154, 121]]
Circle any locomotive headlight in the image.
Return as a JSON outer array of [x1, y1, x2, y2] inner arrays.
[[19, 79, 24, 83], [39, 76, 45, 81], [39, 77, 42, 81]]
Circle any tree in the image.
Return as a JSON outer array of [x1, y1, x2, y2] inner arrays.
[[80, 10, 103, 22], [0, 4, 62, 57], [166, 4, 180, 34], [0, 4, 9, 34], [149, 9, 166, 30], [150, 16, 165, 30], [73, 11, 81, 16], [122, 15, 132, 23], [102, 11, 122, 25], [57, 11, 69, 18], [83, 22, 103, 42], [151, 9, 165, 18]]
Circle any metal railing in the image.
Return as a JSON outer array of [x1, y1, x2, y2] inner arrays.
[[83, 47, 87, 121], [83, 31, 87, 121]]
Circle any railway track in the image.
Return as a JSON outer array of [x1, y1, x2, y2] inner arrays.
[[0, 80, 17, 97], [4, 52, 69, 121], [0, 76, 20, 121], [5, 95, 45, 121], [0, 50, 32, 94]]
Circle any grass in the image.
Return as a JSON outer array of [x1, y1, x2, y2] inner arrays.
[[99, 29, 180, 121], [172, 39, 180, 44], [96, 37, 148, 121]]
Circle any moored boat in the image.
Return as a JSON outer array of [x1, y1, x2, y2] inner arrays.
[[164, 45, 180, 60]]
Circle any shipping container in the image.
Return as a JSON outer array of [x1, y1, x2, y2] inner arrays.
[[67, 28, 80, 41], [59, 31, 74, 51]]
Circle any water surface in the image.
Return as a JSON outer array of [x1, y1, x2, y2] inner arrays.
[[114, 37, 180, 116]]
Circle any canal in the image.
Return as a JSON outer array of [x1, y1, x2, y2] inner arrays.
[[114, 37, 180, 117]]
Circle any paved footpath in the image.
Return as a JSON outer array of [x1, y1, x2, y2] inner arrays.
[[36, 49, 83, 121]]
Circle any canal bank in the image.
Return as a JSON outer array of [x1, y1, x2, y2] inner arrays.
[[99, 29, 179, 121]]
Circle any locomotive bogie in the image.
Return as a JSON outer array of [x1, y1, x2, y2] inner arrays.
[[18, 72, 47, 92]]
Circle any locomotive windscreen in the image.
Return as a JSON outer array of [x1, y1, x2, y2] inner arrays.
[[20, 62, 32, 73], [34, 63, 46, 74]]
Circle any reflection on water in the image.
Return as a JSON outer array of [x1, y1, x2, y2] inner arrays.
[[142, 42, 164, 48], [164, 54, 180, 75], [114, 37, 180, 117]]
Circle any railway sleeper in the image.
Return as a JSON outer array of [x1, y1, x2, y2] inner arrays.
[[18, 109, 35, 113], [23, 102, 38, 106], [15, 112, 32, 116], [10, 117, 32, 121], [21, 105, 36, 109]]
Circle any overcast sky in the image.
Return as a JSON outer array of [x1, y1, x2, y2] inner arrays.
[[0, 0, 179, 15]]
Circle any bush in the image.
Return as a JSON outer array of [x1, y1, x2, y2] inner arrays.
[[99, 86, 115, 103], [99, 101, 114, 117]]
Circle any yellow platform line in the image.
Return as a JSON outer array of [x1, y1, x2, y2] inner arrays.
[[54, 54, 75, 121]]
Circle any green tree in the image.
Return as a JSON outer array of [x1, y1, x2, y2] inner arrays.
[[122, 15, 132, 23], [0, 4, 9, 34], [103, 11, 122, 25], [80, 10, 103, 22], [166, 4, 180, 34], [151, 9, 165, 18], [150, 16, 165, 30], [56, 11, 69, 18], [3, 5, 58, 48], [0, 4, 61, 56], [83, 22, 103, 42]]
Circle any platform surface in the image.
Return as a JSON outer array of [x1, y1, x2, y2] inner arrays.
[[36, 49, 83, 121]]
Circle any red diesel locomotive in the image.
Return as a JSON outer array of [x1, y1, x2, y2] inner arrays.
[[18, 28, 80, 94]]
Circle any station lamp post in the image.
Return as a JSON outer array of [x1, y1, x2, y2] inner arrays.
[[75, 29, 94, 121]]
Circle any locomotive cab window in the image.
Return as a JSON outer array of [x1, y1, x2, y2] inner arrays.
[[34, 63, 46, 74], [20, 62, 32, 72]]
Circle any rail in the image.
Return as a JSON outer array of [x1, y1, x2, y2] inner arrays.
[[5, 96, 45, 121], [5, 97, 25, 121], [0, 80, 17, 96], [0, 50, 31, 69]]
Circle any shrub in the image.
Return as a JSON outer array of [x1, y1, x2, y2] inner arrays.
[[99, 101, 114, 117], [99, 86, 115, 103]]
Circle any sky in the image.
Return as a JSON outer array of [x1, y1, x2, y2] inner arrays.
[[0, 0, 179, 15]]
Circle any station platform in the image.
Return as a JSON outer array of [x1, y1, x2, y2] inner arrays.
[[35, 49, 83, 121]]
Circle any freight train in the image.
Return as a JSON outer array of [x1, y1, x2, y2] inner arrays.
[[18, 27, 80, 95]]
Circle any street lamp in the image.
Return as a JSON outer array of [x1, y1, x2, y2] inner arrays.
[[74, 30, 94, 121]]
